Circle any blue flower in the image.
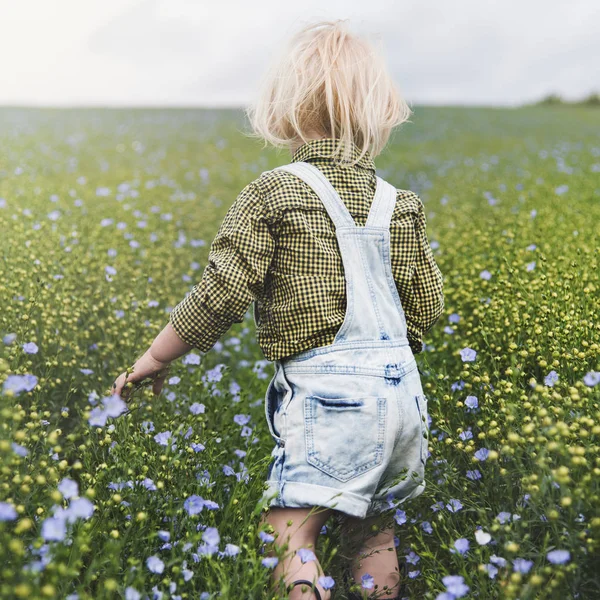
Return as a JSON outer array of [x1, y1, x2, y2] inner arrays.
[[546, 549, 570, 564], [182, 353, 201, 366], [184, 495, 205, 516], [189, 402, 205, 415], [318, 576, 335, 590], [12, 442, 29, 457], [223, 543, 240, 557], [198, 542, 218, 557], [394, 509, 407, 526], [479, 270, 492, 280], [205, 365, 224, 383], [297, 548, 316, 563], [125, 588, 141, 600], [259, 531, 275, 543], [555, 184, 569, 195], [58, 478, 79, 499], [421, 521, 433, 534], [0, 502, 17, 521], [446, 499, 463, 513], [157, 530, 170, 542], [544, 370, 559, 387], [103, 395, 127, 418], [490, 555, 507, 568], [152, 586, 165, 600], [66, 498, 95, 521], [451, 380, 465, 391], [262, 557, 278, 569], [88, 395, 127, 427], [512, 557, 533, 573], [474, 448, 489, 461], [41, 516, 67, 541], [442, 574, 469, 598], [22, 342, 39, 354], [88, 406, 108, 427], [452, 538, 470, 555], [459, 430, 473, 441], [459, 347, 477, 362], [583, 371, 599, 387], [464, 395, 478, 409], [146, 555, 164, 574], [361, 573, 374, 589], [233, 414, 251, 426], [2, 373, 38, 395], [154, 431, 172, 446], [202, 526, 220, 547], [141, 420, 155, 433], [3, 333, 17, 345]]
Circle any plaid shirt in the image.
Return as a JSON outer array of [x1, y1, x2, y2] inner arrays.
[[169, 138, 444, 361]]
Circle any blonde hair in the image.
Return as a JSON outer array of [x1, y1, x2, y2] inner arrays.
[[244, 19, 412, 167]]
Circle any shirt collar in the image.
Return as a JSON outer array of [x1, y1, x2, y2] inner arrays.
[[291, 138, 376, 173]]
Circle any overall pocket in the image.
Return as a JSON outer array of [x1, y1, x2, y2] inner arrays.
[[305, 395, 387, 482], [414, 394, 429, 464]]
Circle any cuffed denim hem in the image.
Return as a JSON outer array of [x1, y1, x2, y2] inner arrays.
[[366, 481, 426, 517], [259, 478, 426, 520], [259, 479, 372, 519]]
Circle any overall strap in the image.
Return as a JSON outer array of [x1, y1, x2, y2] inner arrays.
[[365, 176, 398, 230]]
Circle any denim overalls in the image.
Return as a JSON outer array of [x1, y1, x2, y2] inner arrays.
[[258, 161, 430, 519]]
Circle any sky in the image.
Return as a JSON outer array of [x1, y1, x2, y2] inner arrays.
[[0, 0, 598, 107]]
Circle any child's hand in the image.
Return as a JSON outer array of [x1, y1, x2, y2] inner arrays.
[[109, 350, 171, 402]]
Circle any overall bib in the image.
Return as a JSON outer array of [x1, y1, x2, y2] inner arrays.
[[258, 161, 429, 519]]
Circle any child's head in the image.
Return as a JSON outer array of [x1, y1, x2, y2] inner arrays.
[[245, 19, 412, 167]]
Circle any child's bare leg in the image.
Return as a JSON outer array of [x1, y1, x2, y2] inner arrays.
[[340, 514, 401, 598], [259, 506, 334, 600]]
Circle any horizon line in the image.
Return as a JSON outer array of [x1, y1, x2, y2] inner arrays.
[[0, 102, 549, 110]]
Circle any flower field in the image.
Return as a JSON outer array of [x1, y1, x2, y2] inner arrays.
[[0, 106, 599, 600]]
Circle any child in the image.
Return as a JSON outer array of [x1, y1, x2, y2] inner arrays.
[[111, 18, 444, 600]]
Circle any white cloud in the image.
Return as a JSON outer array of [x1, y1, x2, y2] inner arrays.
[[0, 0, 597, 106]]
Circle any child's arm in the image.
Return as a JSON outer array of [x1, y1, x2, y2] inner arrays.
[[168, 181, 274, 351], [110, 181, 273, 398], [406, 196, 445, 353]]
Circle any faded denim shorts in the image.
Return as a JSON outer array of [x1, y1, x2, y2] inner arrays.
[[258, 344, 430, 519]]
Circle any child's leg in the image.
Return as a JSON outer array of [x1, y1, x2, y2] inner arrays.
[[340, 513, 401, 598], [259, 506, 334, 600]]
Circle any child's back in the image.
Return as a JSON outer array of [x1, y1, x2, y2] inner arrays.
[[169, 136, 444, 364]]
